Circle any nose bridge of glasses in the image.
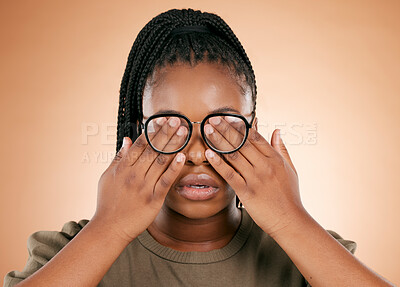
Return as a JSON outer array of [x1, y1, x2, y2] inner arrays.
[[169, 119, 205, 152], [189, 120, 203, 139]]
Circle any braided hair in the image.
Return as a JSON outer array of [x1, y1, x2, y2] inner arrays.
[[115, 8, 257, 208]]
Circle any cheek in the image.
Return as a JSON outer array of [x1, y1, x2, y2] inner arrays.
[[225, 184, 236, 196]]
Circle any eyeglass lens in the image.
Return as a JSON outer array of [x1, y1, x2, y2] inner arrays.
[[145, 115, 247, 153]]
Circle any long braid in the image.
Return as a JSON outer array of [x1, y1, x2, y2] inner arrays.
[[125, 24, 173, 138], [115, 8, 257, 207]]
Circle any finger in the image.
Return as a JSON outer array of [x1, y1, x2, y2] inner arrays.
[[204, 149, 246, 196], [208, 115, 266, 169], [204, 122, 253, 179], [271, 129, 297, 176], [159, 124, 188, 153], [146, 116, 167, 141], [110, 136, 132, 169], [247, 128, 279, 158], [208, 115, 246, 148], [123, 117, 167, 166], [135, 116, 183, 172], [144, 125, 188, 180], [120, 132, 149, 167], [153, 153, 186, 202], [210, 116, 276, 160]]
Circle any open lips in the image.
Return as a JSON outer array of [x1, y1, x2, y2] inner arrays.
[[177, 173, 219, 188], [175, 173, 220, 201]]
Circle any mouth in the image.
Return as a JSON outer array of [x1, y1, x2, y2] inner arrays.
[[175, 173, 220, 201]]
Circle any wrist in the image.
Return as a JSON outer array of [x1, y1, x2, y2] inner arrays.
[[87, 216, 135, 247], [267, 207, 314, 240]]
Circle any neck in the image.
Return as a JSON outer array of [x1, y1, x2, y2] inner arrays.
[[146, 202, 242, 252]]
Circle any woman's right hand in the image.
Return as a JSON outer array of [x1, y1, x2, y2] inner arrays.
[[92, 116, 188, 243]]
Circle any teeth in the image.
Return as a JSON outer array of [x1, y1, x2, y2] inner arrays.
[[186, 185, 209, 188]]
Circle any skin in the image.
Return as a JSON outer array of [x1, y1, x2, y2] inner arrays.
[[142, 61, 256, 252], [14, 60, 395, 287]]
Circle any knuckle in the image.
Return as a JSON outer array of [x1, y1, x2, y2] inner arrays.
[[221, 124, 230, 134], [280, 145, 289, 156], [168, 161, 179, 173], [141, 192, 153, 206], [126, 151, 138, 163], [265, 165, 275, 177], [144, 193, 153, 205], [114, 150, 123, 162], [124, 172, 136, 186], [134, 137, 147, 148], [274, 156, 285, 168], [242, 184, 255, 197], [225, 170, 236, 181], [156, 154, 167, 165], [251, 130, 262, 142], [255, 163, 267, 177], [242, 140, 251, 149], [212, 135, 223, 146], [160, 125, 168, 136], [142, 146, 154, 158], [159, 176, 171, 188], [227, 151, 239, 161], [137, 152, 148, 163]]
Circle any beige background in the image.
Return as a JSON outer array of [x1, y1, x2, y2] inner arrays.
[[1, 0, 399, 285]]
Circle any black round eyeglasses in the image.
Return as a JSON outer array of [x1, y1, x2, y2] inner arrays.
[[139, 112, 255, 155]]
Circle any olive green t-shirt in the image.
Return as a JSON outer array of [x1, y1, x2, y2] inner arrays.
[[3, 207, 357, 287]]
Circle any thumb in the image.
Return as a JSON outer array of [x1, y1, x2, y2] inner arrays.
[[272, 129, 297, 176], [111, 137, 132, 167]]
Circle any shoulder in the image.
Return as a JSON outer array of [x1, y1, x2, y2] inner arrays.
[[60, 219, 90, 238], [27, 219, 90, 260], [325, 229, 357, 254], [3, 219, 90, 287]]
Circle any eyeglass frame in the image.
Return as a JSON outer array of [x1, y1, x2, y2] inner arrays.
[[139, 111, 256, 155]]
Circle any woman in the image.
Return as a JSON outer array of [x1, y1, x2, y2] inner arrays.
[[4, 8, 395, 287]]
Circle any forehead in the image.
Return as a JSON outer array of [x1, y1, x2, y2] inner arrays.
[[142, 62, 253, 121]]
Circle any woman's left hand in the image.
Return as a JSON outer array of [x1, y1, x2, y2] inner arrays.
[[204, 116, 306, 236]]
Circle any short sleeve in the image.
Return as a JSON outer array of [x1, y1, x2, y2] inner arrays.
[[305, 229, 357, 287], [3, 219, 89, 287]]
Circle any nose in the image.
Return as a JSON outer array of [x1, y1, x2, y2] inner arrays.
[[182, 122, 209, 165]]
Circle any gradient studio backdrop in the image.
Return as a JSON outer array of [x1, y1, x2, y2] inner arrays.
[[1, 0, 399, 285]]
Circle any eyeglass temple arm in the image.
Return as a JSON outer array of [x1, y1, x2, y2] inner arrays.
[[249, 110, 256, 127]]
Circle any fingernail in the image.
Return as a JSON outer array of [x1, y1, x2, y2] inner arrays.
[[156, 117, 166, 125], [278, 130, 284, 144], [122, 137, 128, 148], [205, 125, 214, 135], [177, 126, 185, 136], [205, 149, 215, 159], [210, 117, 221, 125], [169, 117, 178, 127], [225, 116, 240, 123], [177, 153, 185, 163]]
